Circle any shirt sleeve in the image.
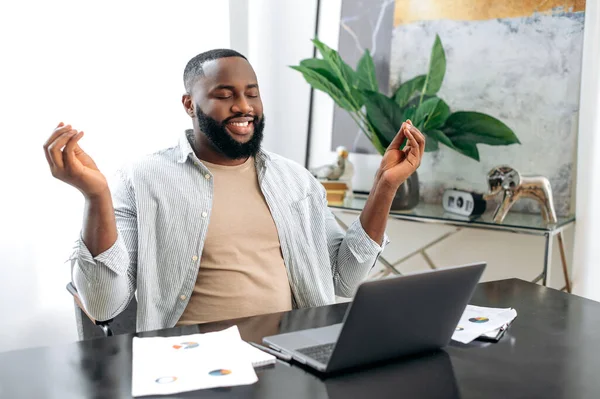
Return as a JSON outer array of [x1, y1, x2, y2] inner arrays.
[[70, 169, 138, 322], [323, 190, 390, 298]]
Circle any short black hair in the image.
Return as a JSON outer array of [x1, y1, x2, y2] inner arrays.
[[183, 49, 248, 93]]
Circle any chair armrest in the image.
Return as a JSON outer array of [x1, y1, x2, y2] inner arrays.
[[66, 283, 114, 326]]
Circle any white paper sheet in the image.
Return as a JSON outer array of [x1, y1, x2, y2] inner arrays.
[[452, 305, 517, 344], [132, 326, 258, 397]]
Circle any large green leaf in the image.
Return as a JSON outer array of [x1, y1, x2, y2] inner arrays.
[[312, 38, 359, 99], [426, 129, 455, 149], [362, 90, 405, 145], [430, 123, 482, 161], [403, 106, 416, 123], [365, 120, 391, 153], [414, 98, 439, 128], [422, 35, 446, 96], [299, 58, 343, 90], [356, 49, 378, 91], [406, 93, 435, 109], [449, 137, 480, 161], [290, 65, 355, 111], [443, 111, 520, 145], [424, 136, 439, 152], [393, 75, 426, 108], [425, 98, 450, 130], [297, 59, 365, 107], [414, 97, 450, 131], [424, 128, 461, 153]]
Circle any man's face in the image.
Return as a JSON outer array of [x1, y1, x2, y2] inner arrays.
[[188, 57, 265, 159]]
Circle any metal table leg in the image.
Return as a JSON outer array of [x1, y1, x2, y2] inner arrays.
[[378, 256, 401, 276], [368, 228, 462, 279], [556, 231, 572, 293], [542, 232, 553, 287]]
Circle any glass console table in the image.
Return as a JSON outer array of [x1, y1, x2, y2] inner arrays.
[[329, 195, 576, 292]]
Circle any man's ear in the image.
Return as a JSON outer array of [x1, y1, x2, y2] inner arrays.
[[182, 94, 194, 117]]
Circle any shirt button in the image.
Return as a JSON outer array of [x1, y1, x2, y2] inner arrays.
[[180, 295, 186, 301], [192, 255, 198, 261], [201, 211, 208, 218], [204, 173, 211, 180]]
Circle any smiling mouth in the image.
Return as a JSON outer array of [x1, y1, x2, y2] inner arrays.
[[226, 120, 254, 136]]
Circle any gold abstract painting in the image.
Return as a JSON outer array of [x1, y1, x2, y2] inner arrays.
[[394, 0, 585, 25], [388, 0, 586, 215], [330, 0, 585, 215]]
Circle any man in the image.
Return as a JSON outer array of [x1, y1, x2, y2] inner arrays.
[[43, 49, 425, 332]]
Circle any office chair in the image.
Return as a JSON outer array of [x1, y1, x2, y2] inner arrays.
[[66, 282, 137, 340]]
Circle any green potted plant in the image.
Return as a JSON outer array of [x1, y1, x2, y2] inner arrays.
[[291, 35, 520, 210]]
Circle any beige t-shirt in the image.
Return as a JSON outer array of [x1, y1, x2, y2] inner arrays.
[[177, 157, 292, 325]]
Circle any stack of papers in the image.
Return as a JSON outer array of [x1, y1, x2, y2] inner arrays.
[[451, 305, 517, 344], [132, 326, 258, 397], [241, 341, 277, 367]]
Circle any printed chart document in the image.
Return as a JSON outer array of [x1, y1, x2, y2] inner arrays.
[[452, 305, 517, 344], [132, 326, 258, 397]]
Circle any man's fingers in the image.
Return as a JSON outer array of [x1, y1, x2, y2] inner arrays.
[[43, 124, 72, 149], [47, 130, 77, 169], [44, 123, 73, 167], [405, 130, 421, 166], [63, 131, 84, 170], [408, 125, 425, 158], [388, 122, 408, 150]]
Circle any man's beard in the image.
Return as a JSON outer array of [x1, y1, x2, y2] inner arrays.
[[195, 106, 265, 160]]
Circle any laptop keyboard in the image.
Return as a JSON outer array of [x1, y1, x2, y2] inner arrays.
[[297, 343, 335, 364]]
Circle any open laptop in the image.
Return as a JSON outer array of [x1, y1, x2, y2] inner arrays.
[[263, 262, 486, 374]]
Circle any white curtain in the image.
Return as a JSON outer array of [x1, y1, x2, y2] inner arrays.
[[573, 1, 600, 301], [0, 0, 230, 352]]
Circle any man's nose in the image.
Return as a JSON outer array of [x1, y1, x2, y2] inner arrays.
[[231, 96, 253, 114]]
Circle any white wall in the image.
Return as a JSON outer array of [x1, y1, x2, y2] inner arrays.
[[0, 0, 230, 352], [310, 0, 578, 293], [238, 0, 319, 166], [229, 0, 250, 56], [572, 1, 600, 301]]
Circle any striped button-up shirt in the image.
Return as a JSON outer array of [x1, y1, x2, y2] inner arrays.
[[71, 131, 388, 332]]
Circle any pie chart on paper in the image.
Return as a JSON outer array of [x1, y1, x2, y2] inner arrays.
[[209, 369, 232, 377], [469, 317, 489, 323], [172, 341, 199, 350], [155, 376, 177, 384]]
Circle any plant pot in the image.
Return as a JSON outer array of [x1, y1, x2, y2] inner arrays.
[[391, 171, 419, 211]]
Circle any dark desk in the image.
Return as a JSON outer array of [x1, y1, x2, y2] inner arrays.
[[1, 279, 600, 398]]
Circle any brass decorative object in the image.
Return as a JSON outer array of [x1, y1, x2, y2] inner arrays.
[[484, 165, 571, 292], [484, 166, 557, 224]]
